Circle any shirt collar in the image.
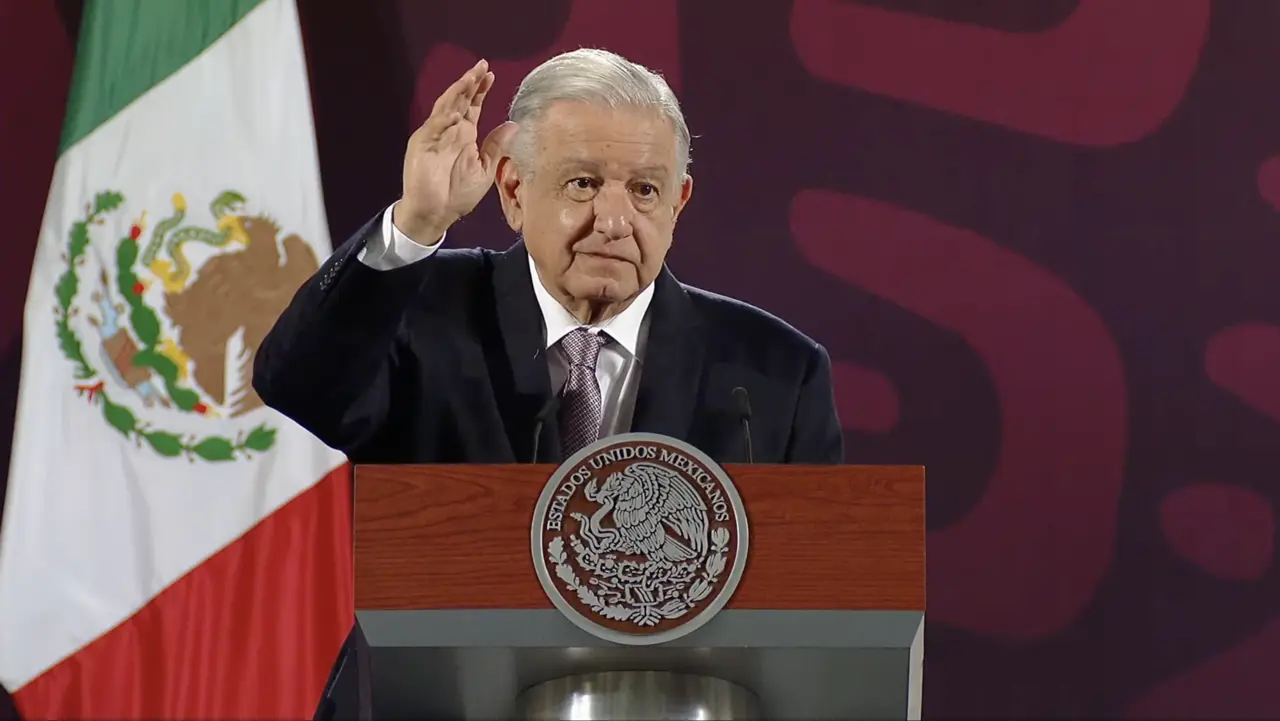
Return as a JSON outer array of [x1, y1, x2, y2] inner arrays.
[[528, 254, 653, 356]]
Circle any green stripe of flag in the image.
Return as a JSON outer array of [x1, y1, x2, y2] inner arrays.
[[59, 0, 265, 154]]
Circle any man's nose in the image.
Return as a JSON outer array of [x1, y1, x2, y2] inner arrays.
[[592, 186, 634, 240]]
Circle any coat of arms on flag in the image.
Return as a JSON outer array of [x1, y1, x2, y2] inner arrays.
[[56, 189, 320, 461]]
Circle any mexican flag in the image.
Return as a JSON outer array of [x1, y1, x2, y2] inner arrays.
[[0, 1, 352, 718]]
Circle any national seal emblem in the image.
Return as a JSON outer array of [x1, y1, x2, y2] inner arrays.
[[530, 432, 750, 645]]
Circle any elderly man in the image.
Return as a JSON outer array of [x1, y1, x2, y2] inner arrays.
[[255, 49, 842, 466]]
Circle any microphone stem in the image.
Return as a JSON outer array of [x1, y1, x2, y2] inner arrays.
[[531, 420, 544, 464]]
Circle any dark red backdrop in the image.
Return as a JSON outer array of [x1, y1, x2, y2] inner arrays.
[[3, 1, 1279, 718]]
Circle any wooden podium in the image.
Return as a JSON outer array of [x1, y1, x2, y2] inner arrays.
[[353, 463, 925, 720]]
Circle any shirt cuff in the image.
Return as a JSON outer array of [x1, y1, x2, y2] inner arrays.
[[356, 200, 445, 270]]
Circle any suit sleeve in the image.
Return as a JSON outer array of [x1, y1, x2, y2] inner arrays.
[[784, 343, 845, 464], [253, 209, 436, 454]]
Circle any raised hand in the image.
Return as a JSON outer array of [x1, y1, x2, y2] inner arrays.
[[394, 59, 518, 243]]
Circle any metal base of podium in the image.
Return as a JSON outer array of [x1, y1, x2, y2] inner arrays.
[[356, 608, 923, 720], [516, 671, 759, 720]]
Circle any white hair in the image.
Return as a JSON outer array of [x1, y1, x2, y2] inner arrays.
[[507, 48, 691, 177]]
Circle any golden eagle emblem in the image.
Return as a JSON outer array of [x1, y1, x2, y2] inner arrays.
[[55, 190, 319, 462]]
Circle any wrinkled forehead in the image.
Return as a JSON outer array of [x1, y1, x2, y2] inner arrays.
[[530, 101, 679, 180]]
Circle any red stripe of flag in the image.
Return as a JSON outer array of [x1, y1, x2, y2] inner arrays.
[[13, 464, 353, 720]]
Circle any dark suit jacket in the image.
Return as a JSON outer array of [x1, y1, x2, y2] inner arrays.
[[255, 213, 843, 466], [268, 215, 844, 720]]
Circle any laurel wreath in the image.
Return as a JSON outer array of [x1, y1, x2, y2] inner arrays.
[[547, 526, 731, 627], [53, 190, 276, 462]]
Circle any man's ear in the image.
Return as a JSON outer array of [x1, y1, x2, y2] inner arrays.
[[495, 156, 524, 232], [672, 173, 693, 224]]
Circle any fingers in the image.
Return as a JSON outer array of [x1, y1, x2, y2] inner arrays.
[[416, 60, 493, 147], [412, 60, 495, 154], [467, 71, 495, 125], [430, 59, 489, 121], [479, 121, 520, 176]]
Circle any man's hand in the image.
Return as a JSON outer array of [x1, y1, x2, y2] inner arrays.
[[395, 59, 518, 243]]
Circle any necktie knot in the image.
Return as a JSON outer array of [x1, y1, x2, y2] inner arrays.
[[560, 328, 607, 369]]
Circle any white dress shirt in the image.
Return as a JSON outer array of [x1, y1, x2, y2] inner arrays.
[[357, 203, 653, 437]]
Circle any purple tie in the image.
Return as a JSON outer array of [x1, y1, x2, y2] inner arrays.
[[558, 328, 608, 457]]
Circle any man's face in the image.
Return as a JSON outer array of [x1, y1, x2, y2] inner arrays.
[[497, 101, 693, 310]]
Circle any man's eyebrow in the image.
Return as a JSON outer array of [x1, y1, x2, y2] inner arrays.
[[548, 160, 674, 179], [631, 165, 673, 180], [550, 159, 600, 174]]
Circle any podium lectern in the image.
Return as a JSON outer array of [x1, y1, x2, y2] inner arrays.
[[353, 458, 925, 720]]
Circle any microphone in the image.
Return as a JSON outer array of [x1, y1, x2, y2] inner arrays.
[[732, 386, 754, 464], [530, 394, 560, 463]]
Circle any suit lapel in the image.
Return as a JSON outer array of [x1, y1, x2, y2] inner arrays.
[[630, 267, 705, 440], [490, 241, 562, 462]]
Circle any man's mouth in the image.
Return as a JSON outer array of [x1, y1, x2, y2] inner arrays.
[[577, 251, 628, 262]]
